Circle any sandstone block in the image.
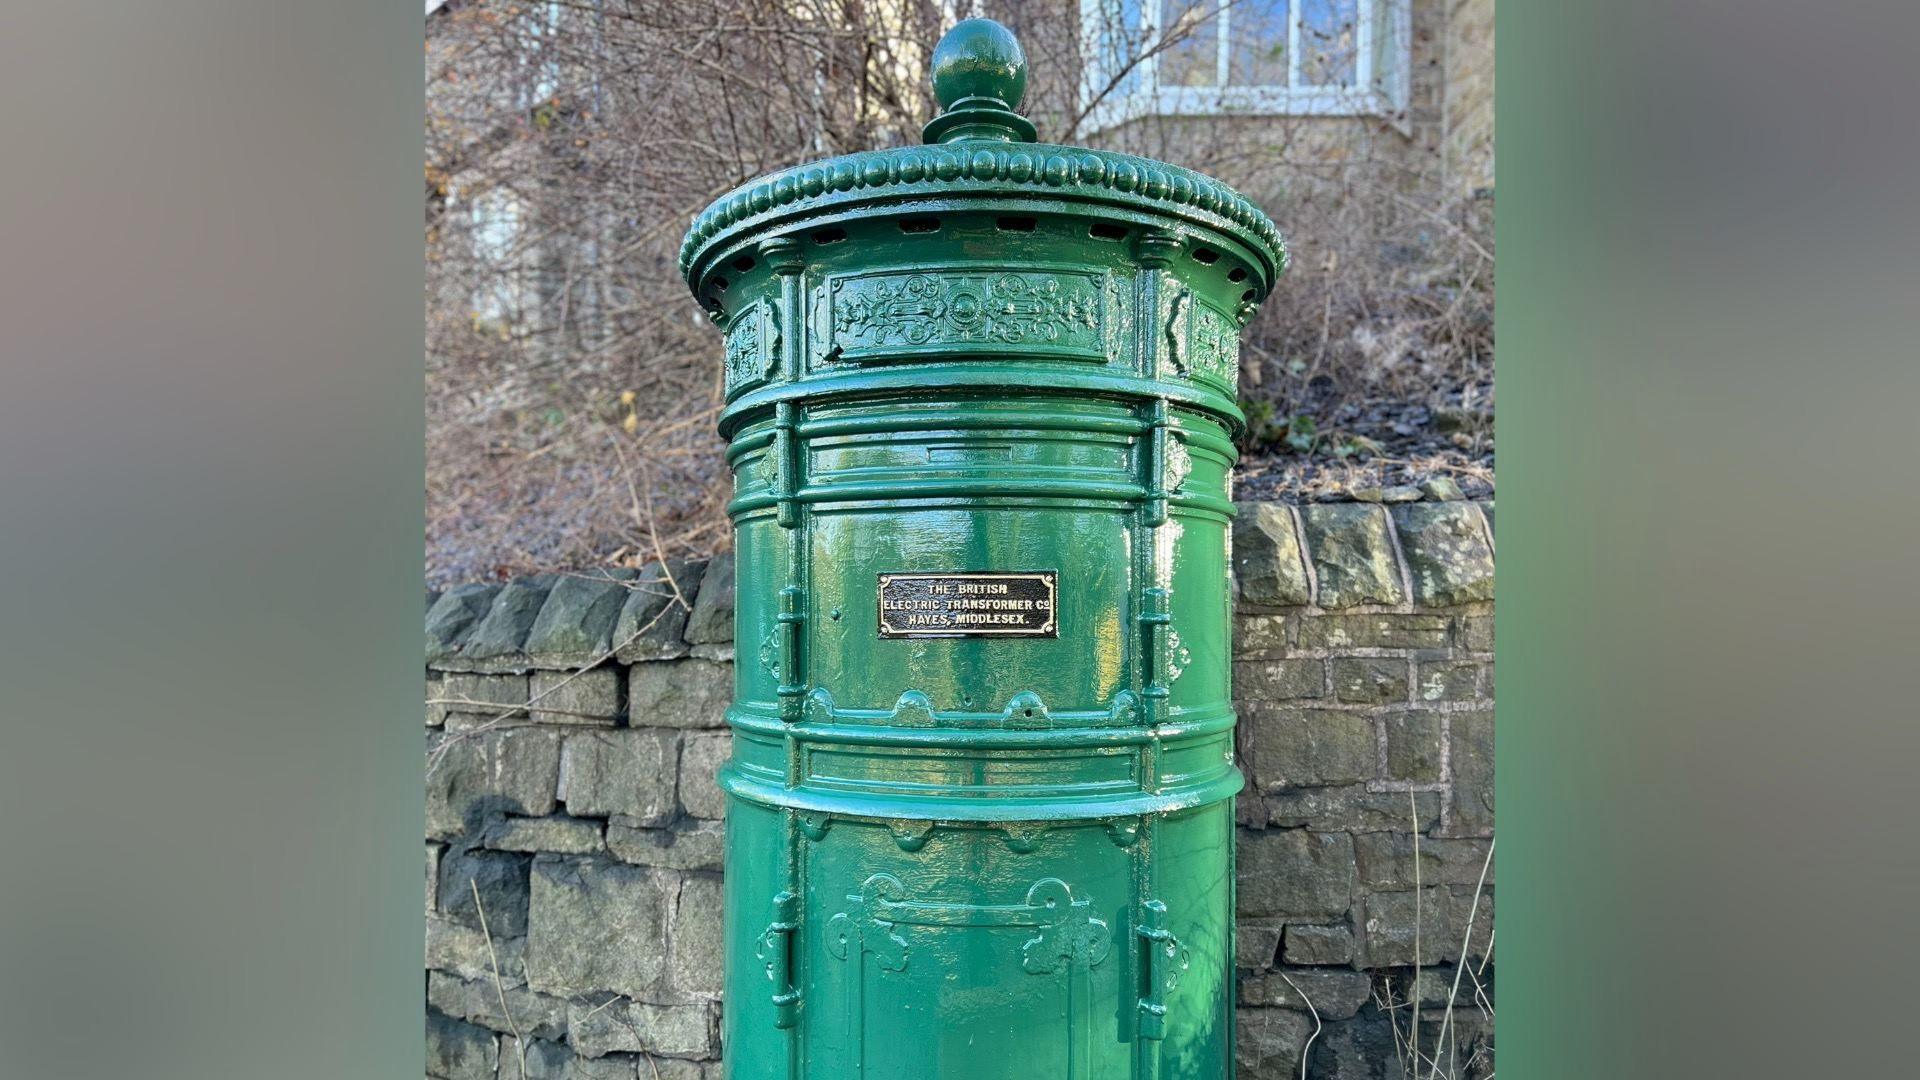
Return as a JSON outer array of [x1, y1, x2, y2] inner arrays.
[[1416, 660, 1482, 702], [1236, 920, 1284, 970], [497, 1037, 573, 1080], [503, 1039, 647, 1079], [437, 848, 532, 936], [1233, 614, 1292, 657], [677, 732, 730, 820], [612, 558, 706, 662], [1249, 710, 1375, 789], [428, 971, 570, 1042], [425, 913, 525, 983], [439, 672, 531, 730], [1299, 504, 1405, 608], [627, 660, 731, 728], [1236, 1008, 1315, 1080], [606, 820, 723, 872], [1393, 502, 1495, 607], [427, 728, 563, 839], [1241, 968, 1375, 1019], [1283, 922, 1356, 966], [1308, 1010, 1417, 1080], [1355, 833, 1493, 890], [567, 998, 713, 1059], [1234, 659, 1324, 702], [529, 667, 623, 726], [1237, 830, 1355, 918], [1233, 503, 1311, 608], [427, 583, 500, 669], [526, 856, 674, 999], [1266, 786, 1442, 833], [460, 579, 556, 673], [523, 570, 638, 669], [559, 729, 678, 825], [1449, 709, 1495, 835], [482, 815, 606, 856], [1332, 657, 1409, 703], [1382, 711, 1445, 782], [1411, 964, 1489, 1008], [1361, 887, 1454, 966], [1452, 884, 1496, 964], [427, 1011, 498, 1080], [682, 555, 734, 645], [668, 876, 724, 998], [1300, 613, 1449, 651]]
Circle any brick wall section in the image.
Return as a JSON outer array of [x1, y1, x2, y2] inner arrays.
[[424, 499, 1494, 1080]]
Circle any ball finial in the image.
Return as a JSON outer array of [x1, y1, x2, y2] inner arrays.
[[931, 18, 1027, 113]]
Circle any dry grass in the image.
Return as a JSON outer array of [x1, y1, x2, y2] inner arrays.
[[1371, 801, 1497, 1079]]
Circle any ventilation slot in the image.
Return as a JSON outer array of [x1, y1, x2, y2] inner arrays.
[[732, 256, 757, 273], [1191, 247, 1219, 264], [811, 227, 847, 245], [898, 217, 941, 234], [1241, 288, 1257, 302], [710, 276, 729, 291], [1228, 267, 1248, 283], [1089, 223, 1129, 241], [995, 216, 1037, 232]]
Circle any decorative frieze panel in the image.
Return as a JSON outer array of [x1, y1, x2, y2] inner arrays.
[[1164, 288, 1239, 391], [816, 268, 1109, 365], [724, 299, 780, 394]]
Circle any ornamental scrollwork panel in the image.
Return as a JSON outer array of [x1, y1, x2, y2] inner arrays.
[[1187, 302, 1238, 389], [822, 269, 1108, 363], [724, 299, 780, 394], [823, 873, 1111, 975], [1163, 287, 1238, 390]]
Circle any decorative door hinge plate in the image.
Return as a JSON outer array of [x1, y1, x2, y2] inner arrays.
[[1136, 899, 1191, 1040], [757, 891, 801, 1028]]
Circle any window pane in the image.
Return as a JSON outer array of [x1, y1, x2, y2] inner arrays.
[[1227, 0, 1289, 88], [1089, 0, 1150, 97], [473, 193, 519, 261], [1299, 0, 1358, 87], [1161, 0, 1221, 88]]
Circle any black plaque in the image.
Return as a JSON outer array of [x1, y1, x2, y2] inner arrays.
[[877, 572, 1058, 638]]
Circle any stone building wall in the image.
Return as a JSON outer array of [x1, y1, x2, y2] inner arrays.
[[1443, 0, 1497, 195], [424, 498, 1494, 1079]]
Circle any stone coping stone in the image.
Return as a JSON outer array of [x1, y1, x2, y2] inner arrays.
[[523, 568, 640, 669], [425, 501, 1492, 656]]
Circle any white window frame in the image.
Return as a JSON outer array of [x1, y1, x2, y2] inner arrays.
[[468, 188, 525, 323], [1078, 0, 1410, 133]]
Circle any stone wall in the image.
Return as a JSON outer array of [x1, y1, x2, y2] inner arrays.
[[424, 499, 1494, 1080], [1443, 0, 1497, 196]]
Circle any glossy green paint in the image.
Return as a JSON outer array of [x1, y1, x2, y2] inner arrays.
[[681, 20, 1285, 1079]]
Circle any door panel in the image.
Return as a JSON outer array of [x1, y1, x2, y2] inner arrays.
[[801, 821, 1135, 1080]]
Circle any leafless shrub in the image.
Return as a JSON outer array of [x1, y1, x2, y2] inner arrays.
[[425, 0, 1492, 583]]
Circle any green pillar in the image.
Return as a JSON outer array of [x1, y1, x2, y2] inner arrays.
[[679, 19, 1287, 1078]]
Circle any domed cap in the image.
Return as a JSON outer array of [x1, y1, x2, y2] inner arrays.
[[680, 18, 1287, 290], [922, 19, 1034, 144]]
